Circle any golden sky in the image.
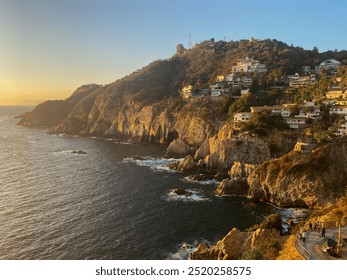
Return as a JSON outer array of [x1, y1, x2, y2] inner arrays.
[[1, 0, 345, 106]]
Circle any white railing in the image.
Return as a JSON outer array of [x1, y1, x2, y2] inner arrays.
[[295, 232, 311, 260]]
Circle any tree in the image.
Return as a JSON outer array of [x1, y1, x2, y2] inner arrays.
[[176, 44, 186, 55]]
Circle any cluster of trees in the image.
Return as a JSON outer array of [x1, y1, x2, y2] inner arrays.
[[239, 111, 289, 136]]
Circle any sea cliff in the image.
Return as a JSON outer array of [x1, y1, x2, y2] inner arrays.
[[18, 39, 347, 209]]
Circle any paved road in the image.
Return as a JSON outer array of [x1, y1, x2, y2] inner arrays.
[[296, 226, 347, 260]]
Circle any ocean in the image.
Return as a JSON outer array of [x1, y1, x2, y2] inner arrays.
[[0, 106, 273, 260]]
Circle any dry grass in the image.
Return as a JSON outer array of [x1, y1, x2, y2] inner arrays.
[[276, 235, 303, 260]]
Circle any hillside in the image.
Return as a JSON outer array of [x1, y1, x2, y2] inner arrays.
[[18, 38, 347, 133], [18, 38, 347, 208]]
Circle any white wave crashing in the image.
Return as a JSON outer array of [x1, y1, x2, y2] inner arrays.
[[182, 176, 220, 185], [167, 240, 208, 260], [166, 189, 211, 202], [123, 156, 180, 172]]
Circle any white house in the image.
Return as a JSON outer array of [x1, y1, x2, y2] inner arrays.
[[232, 57, 266, 73], [289, 74, 316, 88], [225, 73, 235, 82], [283, 117, 307, 129], [251, 105, 290, 117], [248, 62, 267, 73], [329, 106, 347, 115], [319, 59, 341, 70], [233, 112, 252, 123], [210, 84, 225, 97]]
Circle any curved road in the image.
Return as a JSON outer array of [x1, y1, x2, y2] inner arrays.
[[296, 226, 347, 260]]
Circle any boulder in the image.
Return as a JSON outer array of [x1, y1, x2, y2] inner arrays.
[[190, 228, 247, 260], [215, 178, 248, 196], [166, 138, 192, 158], [170, 155, 196, 172], [172, 188, 192, 196]]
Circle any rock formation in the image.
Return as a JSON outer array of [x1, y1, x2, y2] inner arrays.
[[190, 228, 248, 260], [195, 129, 271, 171], [169, 155, 196, 172], [191, 214, 283, 260], [247, 139, 347, 208], [215, 162, 257, 196]]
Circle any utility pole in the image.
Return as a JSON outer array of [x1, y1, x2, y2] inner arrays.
[[335, 210, 343, 256]]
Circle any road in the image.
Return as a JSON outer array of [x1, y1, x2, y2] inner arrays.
[[296, 226, 347, 260]]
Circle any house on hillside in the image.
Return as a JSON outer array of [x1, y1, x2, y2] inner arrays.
[[329, 105, 347, 115], [232, 57, 266, 73], [288, 74, 316, 88], [283, 117, 307, 129], [233, 112, 251, 123], [319, 59, 341, 71], [210, 83, 225, 97], [251, 105, 290, 117]]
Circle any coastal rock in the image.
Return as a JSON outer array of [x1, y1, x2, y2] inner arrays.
[[71, 150, 87, 155], [191, 214, 283, 260], [247, 140, 347, 208], [169, 155, 197, 172], [230, 162, 257, 180], [202, 132, 271, 171], [190, 228, 247, 260], [194, 138, 210, 160], [215, 178, 248, 196], [172, 188, 192, 196], [177, 155, 196, 172], [166, 139, 192, 158]]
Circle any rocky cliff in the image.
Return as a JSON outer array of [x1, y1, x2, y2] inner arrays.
[[247, 139, 347, 208], [190, 214, 283, 260], [195, 126, 271, 170]]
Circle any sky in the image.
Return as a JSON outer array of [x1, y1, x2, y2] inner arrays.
[[1, 0, 347, 105]]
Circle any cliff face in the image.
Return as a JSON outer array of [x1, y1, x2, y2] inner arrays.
[[195, 126, 271, 170], [247, 140, 347, 208], [191, 214, 283, 260]]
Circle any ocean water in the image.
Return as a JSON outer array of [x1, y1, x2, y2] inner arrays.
[[0, 106, 271, 260]]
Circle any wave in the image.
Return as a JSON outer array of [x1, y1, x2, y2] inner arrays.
[[167, 240, 208, 260], [123, 156, 180, 172], [52, 150, 87, 156], [165, 189, 211, 202], [271, 204, 309, 232], [182, 175, 220, 185]]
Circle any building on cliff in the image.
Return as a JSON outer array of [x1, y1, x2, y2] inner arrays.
[[329, 105, 347, 115], [233, 112, 251, 123], [232, 57, 267, 73], [288, 74, 317, 88], [319, 59, 341, 71]]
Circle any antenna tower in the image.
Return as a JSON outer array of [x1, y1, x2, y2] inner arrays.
[[188, 32, 192, 48]]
